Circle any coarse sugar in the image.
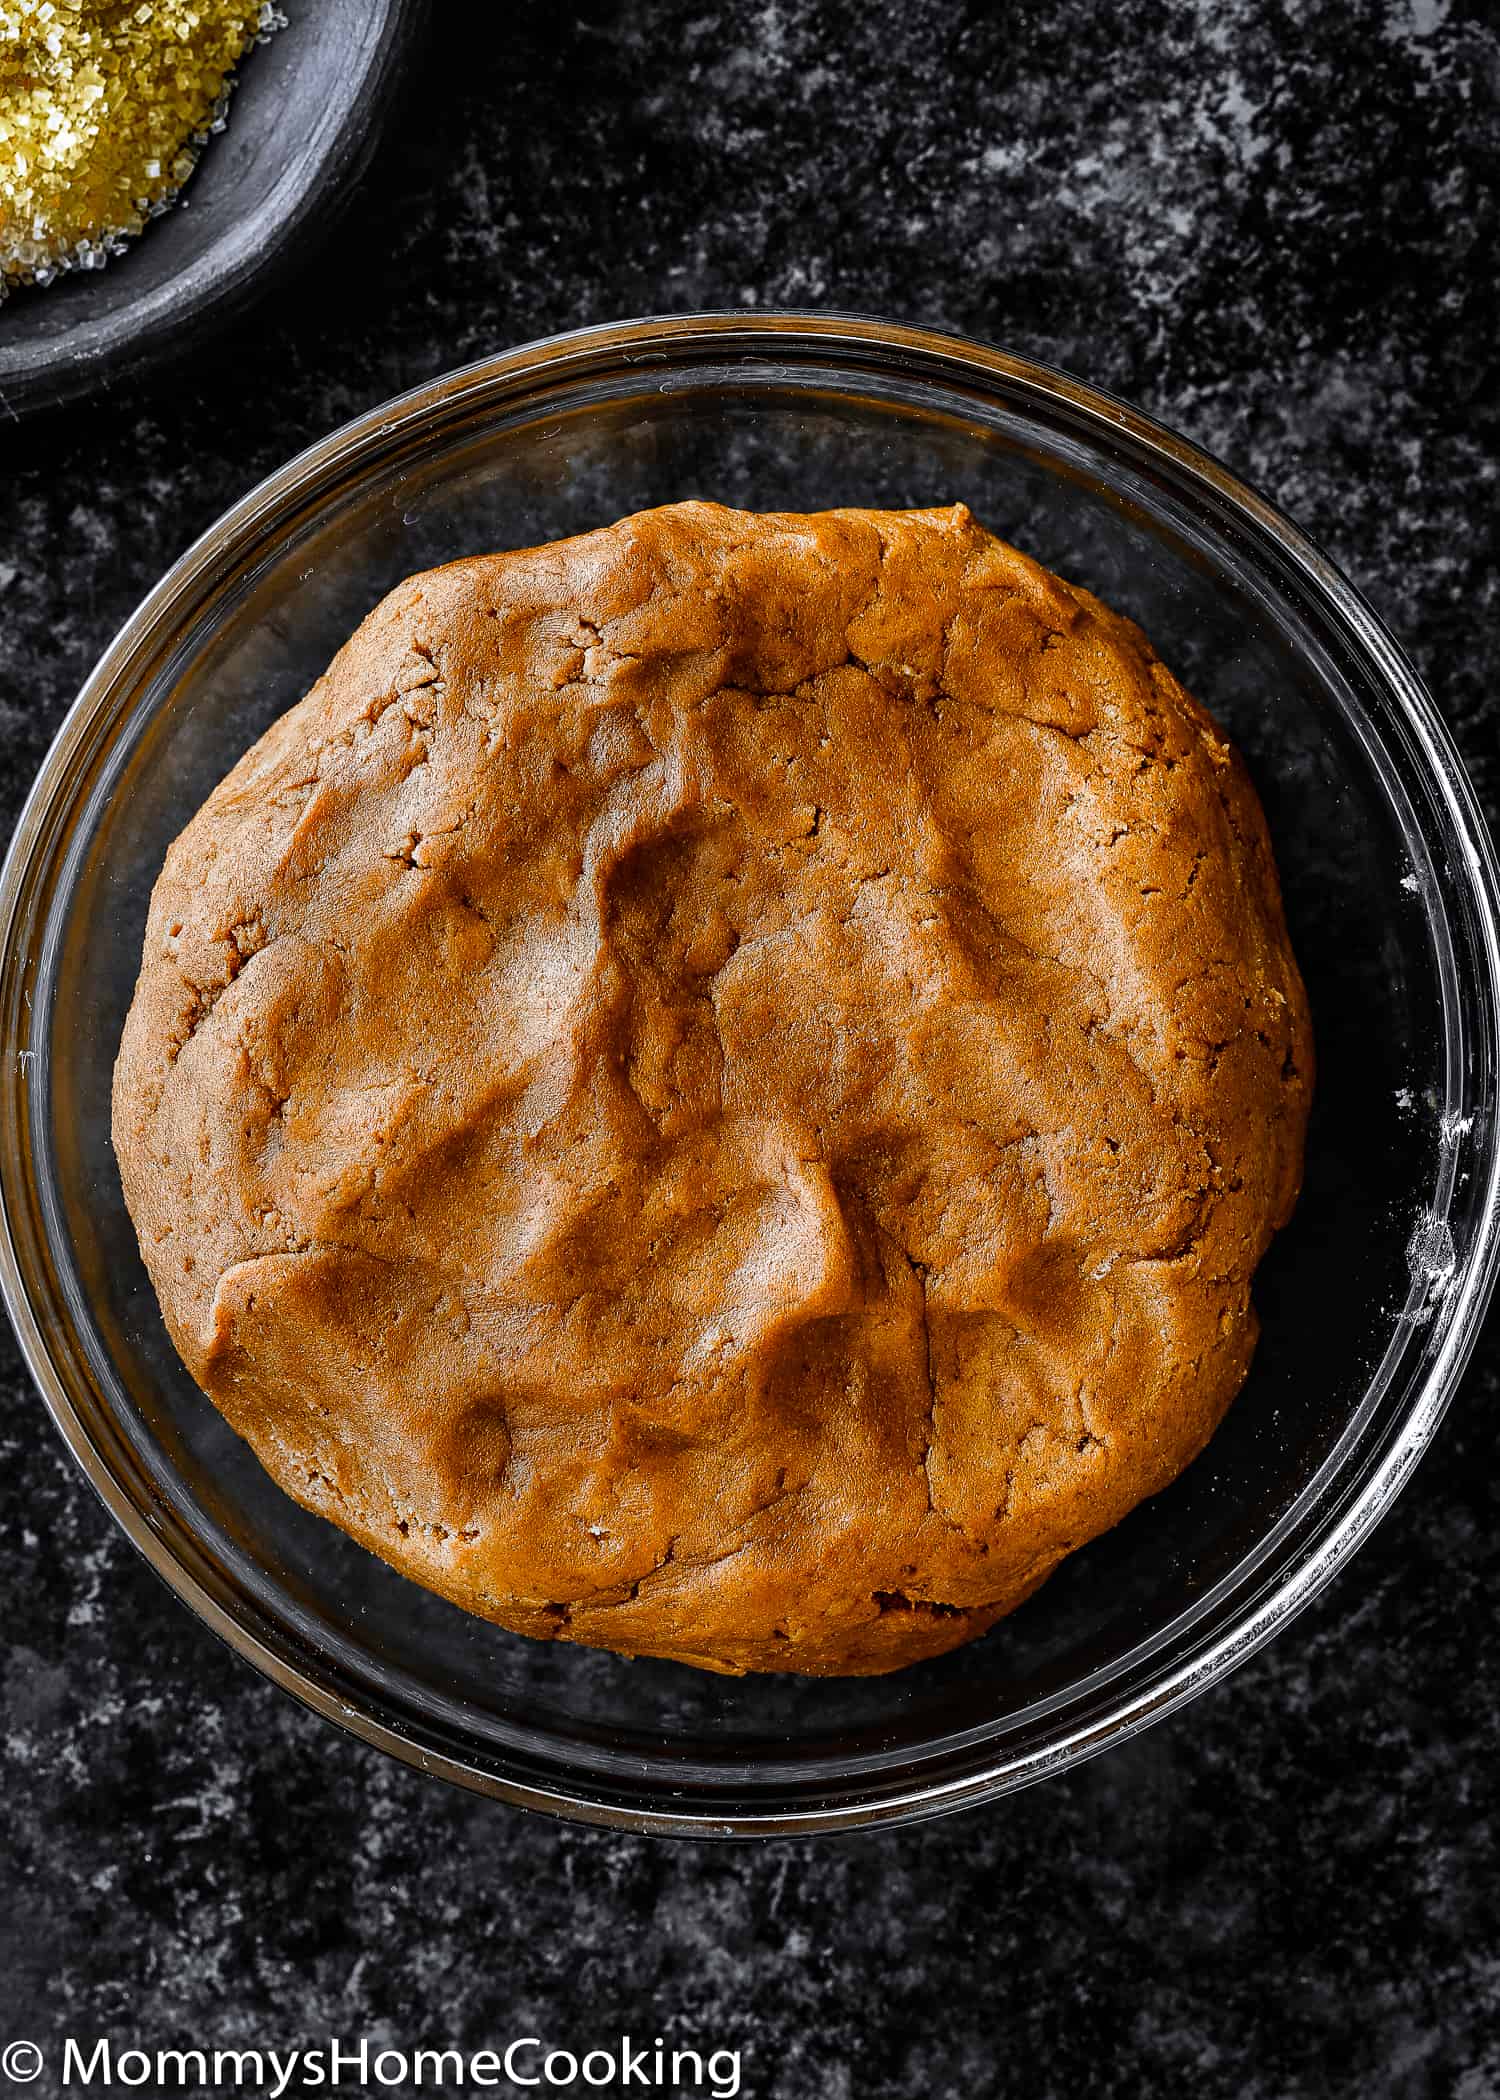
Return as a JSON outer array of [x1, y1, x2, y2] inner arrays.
[[0, 0, 286, 298]]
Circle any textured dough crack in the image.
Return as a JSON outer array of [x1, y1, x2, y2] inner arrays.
[[111, 501, 1313, 1677]]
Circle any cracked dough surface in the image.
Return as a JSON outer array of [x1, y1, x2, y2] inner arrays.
[[112, 501, 1312, 1676]]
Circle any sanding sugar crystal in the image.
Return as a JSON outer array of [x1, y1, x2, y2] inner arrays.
[[0, 0, 287, 300]]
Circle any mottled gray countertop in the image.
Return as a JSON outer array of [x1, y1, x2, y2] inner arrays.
[[2, 3, 1498, 2096]]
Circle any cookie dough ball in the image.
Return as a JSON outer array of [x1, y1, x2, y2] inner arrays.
[[112, 502, 1312, 1676]]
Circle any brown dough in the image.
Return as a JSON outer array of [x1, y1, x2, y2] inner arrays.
[[112, 502, 1312, 1676]]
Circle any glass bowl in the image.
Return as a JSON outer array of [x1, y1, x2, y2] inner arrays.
[[2, 314, 1496, 1837]]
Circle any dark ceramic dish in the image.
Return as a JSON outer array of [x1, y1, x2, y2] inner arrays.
[[0, 0, 421, 419]]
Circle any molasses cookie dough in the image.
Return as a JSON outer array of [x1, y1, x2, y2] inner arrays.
[[112, 502, 1312, 1677]]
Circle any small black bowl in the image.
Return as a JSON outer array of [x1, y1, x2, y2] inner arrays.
[[0, 0, 423, 419]]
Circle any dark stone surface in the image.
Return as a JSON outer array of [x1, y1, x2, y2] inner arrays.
[[2, 3, 1497, 2095]]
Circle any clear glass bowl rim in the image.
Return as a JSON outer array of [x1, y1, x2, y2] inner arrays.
[[2, 310, 1497, 1837]]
